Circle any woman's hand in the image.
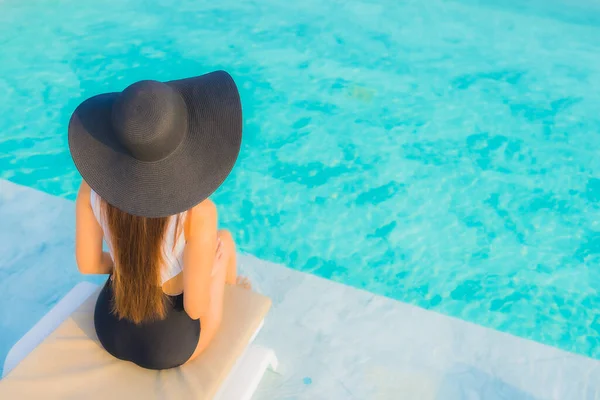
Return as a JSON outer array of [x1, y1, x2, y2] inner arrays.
[[212, 237, 224, 277]]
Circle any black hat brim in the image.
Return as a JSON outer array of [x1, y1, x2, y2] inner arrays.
[[68, 70, 242, 217]]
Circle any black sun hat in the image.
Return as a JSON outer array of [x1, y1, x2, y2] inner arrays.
[[68, 70, 242, 218]]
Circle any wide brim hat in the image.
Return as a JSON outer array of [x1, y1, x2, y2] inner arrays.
[[68, 70, 242, 218]]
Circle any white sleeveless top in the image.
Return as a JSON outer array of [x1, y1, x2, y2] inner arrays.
[[90, 190, 187, 284]]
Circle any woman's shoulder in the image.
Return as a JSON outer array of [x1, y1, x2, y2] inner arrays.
[[76, 180, 92, 204], [187, 199, 218, 232], [192, 198, 216, 214]]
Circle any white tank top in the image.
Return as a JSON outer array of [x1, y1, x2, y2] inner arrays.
[[90, 190, 187, 284]]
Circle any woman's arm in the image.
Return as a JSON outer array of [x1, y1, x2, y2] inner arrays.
[[182, 199, 219, 320], [75, 181, 113, 275]]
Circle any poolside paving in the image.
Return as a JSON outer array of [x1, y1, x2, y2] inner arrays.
[[2, 179, 600, 399]]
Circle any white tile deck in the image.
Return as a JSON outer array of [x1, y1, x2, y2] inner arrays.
[[1, 179, 600, 399]]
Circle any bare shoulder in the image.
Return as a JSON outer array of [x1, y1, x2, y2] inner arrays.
[[188, 199, 218, 233], [76, 180, 91, 205], [193, 198, 217, 215], [78, 180, 90, 194]]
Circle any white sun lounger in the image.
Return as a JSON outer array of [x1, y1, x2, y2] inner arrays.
[[0, 282, 277, 399]]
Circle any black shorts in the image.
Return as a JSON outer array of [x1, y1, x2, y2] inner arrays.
[[94, 278, 201, 370]]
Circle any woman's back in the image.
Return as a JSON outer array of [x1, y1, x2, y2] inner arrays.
[[89, 189, 187, 289]]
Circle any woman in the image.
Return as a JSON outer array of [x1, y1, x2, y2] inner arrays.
[[69, 71, 249, 370]]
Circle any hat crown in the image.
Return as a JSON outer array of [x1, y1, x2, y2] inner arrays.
[[111, 80, 187, 162]]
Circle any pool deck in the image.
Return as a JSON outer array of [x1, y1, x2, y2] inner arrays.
[[1, 179, 600, 399]]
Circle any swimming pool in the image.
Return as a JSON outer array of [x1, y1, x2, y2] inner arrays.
[[1, 0, 600, 360]]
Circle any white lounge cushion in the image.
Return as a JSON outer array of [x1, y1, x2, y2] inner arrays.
[[0, 284, 272, 399]]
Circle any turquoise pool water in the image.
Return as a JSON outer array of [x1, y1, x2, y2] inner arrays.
[[1, 0, 600, 359]]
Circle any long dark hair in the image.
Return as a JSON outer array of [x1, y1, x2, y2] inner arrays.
[[101, 200, 181, 324]]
